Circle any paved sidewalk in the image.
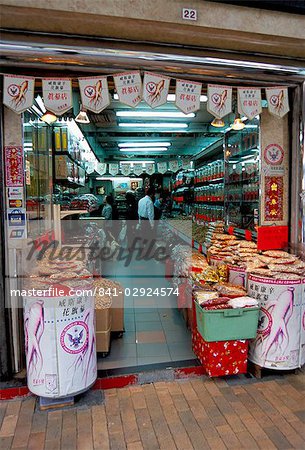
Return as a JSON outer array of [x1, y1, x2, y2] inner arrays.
[[0, 371, 305, 450]]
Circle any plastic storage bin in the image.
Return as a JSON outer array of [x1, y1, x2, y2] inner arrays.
[[195, 301, 259, 342]]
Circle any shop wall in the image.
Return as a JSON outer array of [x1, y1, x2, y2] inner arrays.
[[1, 0, 305, 58]]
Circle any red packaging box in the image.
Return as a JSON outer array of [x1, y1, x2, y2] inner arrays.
[[192, 328, 248, 377]]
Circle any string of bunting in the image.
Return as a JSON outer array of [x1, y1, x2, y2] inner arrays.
[[88, 159, 192, 176], [3, 72, 289, 118]]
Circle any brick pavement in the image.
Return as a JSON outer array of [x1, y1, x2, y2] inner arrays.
[[0, 371, 305, 450]]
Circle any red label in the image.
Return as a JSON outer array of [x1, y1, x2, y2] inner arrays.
[[257, 225, 288, 251], [245, 230, 252, 241], [198, 244, 203, 253], [228, 226, 234, 235]]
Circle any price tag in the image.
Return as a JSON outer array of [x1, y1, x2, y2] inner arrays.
[[182, 8, 197, 21]]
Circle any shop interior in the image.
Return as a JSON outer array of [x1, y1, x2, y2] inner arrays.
[[22, 81, 261, 373]]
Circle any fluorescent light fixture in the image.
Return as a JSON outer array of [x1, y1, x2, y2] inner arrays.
[[118, 142, 171, 148], [35, 95, 46, 113], [120, 147, 168, 152], [116, 111, 194, 118], [119, 123, 188, 128]]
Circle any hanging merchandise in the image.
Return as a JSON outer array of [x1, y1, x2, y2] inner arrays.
[[175, 79, 202, 114], [182, 159, 191, 170], [96, 162, 107, 176], [143, 72, 170, 108], [157, 161, 168, 174], [78, 76, 110, 113], [3, 75, 35, 114], [238, 87, 262, 120], [121, 163, 131, 176], [109, 163, 119, 176], [265, 87, 290, 118], [42, 78, 73, 115], [145, 163, 155, 175], [207, 84, 232, 118], [169, 160, 179, 173], [113, 71, 142, 107], [133, 163, 143, 176]]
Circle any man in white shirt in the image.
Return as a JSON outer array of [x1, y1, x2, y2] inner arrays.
[[138, 187, 154, 229]]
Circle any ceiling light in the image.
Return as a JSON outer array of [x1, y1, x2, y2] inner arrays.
[[41, 111, 57, 125], [120, 147, 168, 152], [75, 106, 90, 124], [231, 117, 245, 131], [211, 118, 225, 128], [119, 123, 188, 128], [116, 111, 194, 118], [35, 95, 46, 113], [118, 142, 171, 148]]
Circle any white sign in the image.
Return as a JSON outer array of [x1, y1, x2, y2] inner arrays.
[[3, 75, 35, 114], [7, 187, 24, 200], [143, 72, 170, 109], [42, 78, 73, 115], [175, 79, 202, 114], [78, 76, 110, 114], [157, 162, 168, 174], [96, 163, 107, 176], [133, 163, 143, 176], [238, 87, 262, 120], [207, 85, 232, 119], [121, 164, 131, 176], [113, 71, 142, 108], [145, 163, 155, 175], [266, 87, 289, 118], [23, 292, 96, 397], [85, 162, 95, 174], [182, 159, 191, 170], [182, 8, 197, 21], [169, 160, 179, 172], [109, 163, 119, 176]]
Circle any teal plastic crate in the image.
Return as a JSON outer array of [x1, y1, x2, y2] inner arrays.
[[195, 301, 260, 342]]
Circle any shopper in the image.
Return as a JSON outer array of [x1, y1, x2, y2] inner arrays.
[[138, 187, 155, 230]]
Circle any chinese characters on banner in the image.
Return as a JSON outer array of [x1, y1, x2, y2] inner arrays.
[[264, 176, 284, 221], [113, 71, 142, 107], [5, 146, 24, 186], [207, 85, 232, 118], [143, 72, 170, 108], [3, 75, 35, 114], [78, 76, 110, 113], [121, 164, 131, 176], [157, 162, 168, 174], [95, 163, 107, 175], [175, 80, 202, 114], [238, 88, 262, 120], [42, 79, 73, 115], [182, 159, 191, 170], [145, 163, 155, 175], [169, 160, 179, 172], [85, 162, 95, 174], [109, 163, 119, 176], [265, 87, 289, 118], [133, 163, 143, 176]]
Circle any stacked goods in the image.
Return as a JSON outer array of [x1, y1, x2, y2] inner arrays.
[[192, 222, 207, 244], [247, 250, 305, 281], [94, 278, 112, 354], [204, 222, 225, 247], [70, 194, 99, 212]]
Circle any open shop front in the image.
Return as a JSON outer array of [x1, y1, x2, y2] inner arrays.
[[1, 50, 305, 395]]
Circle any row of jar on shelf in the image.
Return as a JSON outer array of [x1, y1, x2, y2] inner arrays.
[[194, 184, 224, 202], [193, 204, 224, 222], [194, 159, 224, 184], [226, 184, 259, 202]]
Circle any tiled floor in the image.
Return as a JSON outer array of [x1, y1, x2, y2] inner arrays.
[[1, 371, 305, 449], [97, 257, 195, 370]]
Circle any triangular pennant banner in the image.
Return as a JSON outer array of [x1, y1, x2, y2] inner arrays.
[[207, 85, 232, 119], [175, 79, 202, 114], [96, 163, 107, 175], [238, 87, 262, 120], [157, 162, 168, 174], [3, 75, 35, 114], [143, 72, 170, 108], [169, 160, 179, 172], [78, 76, 110, 113], [121, 163, 131, 176], [265, 87, 289, 118], [109, 163, 119, 176], [133, 163, 143, 176], [113, 71, 142, 107], [145, 163, 155, 175], [42, 78, 73, 115]]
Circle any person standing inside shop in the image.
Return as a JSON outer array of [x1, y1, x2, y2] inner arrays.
[[102, 195, 113, 241], [138, 187, 155, 240]]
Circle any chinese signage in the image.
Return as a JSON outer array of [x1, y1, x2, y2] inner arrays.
[[133, 163, 143, 176], [143, 72, 170, 108], [121, 163, 131, 176], [78, 76, 110, 113], [175, 79, 202, 114], [169, 160, 179, 172], [264, 176, 284, 221], [207, 85, 232, 118], [157, 162, 168, 174], [3, 75, 35, 114], [5, 146, 24, 186], [42, 78, 73, 115], [145, 163, 155, 175], [113, 71, 142, 107], [109, 163, 119, 176], [238, 87, 262, 120], [95, 163, 107, 176], [266, 87, 289, 118]]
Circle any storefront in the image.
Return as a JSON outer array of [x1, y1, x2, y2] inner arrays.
[[0, 34, 304, 387]]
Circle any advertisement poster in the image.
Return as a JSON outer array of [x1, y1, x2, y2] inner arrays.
[[42, 78, 73, 115], [266, 87, 289, 118], [238, 87, 262, 120], [3, 75, 35, 114], [207, 85, 232, 118], [113, 71, 142, 107], [78, 76, 110, 113], [248, 275, 302, 370], [143, 72, 170, 108], [175, 79, 202, 114], [23, 293, 96, 397], [5, 146, 24, 187]]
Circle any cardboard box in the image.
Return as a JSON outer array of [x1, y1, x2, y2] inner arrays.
[[111, 292, 124, 332], [95, 307, 111, 332], [96, 327, 111, 353]]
